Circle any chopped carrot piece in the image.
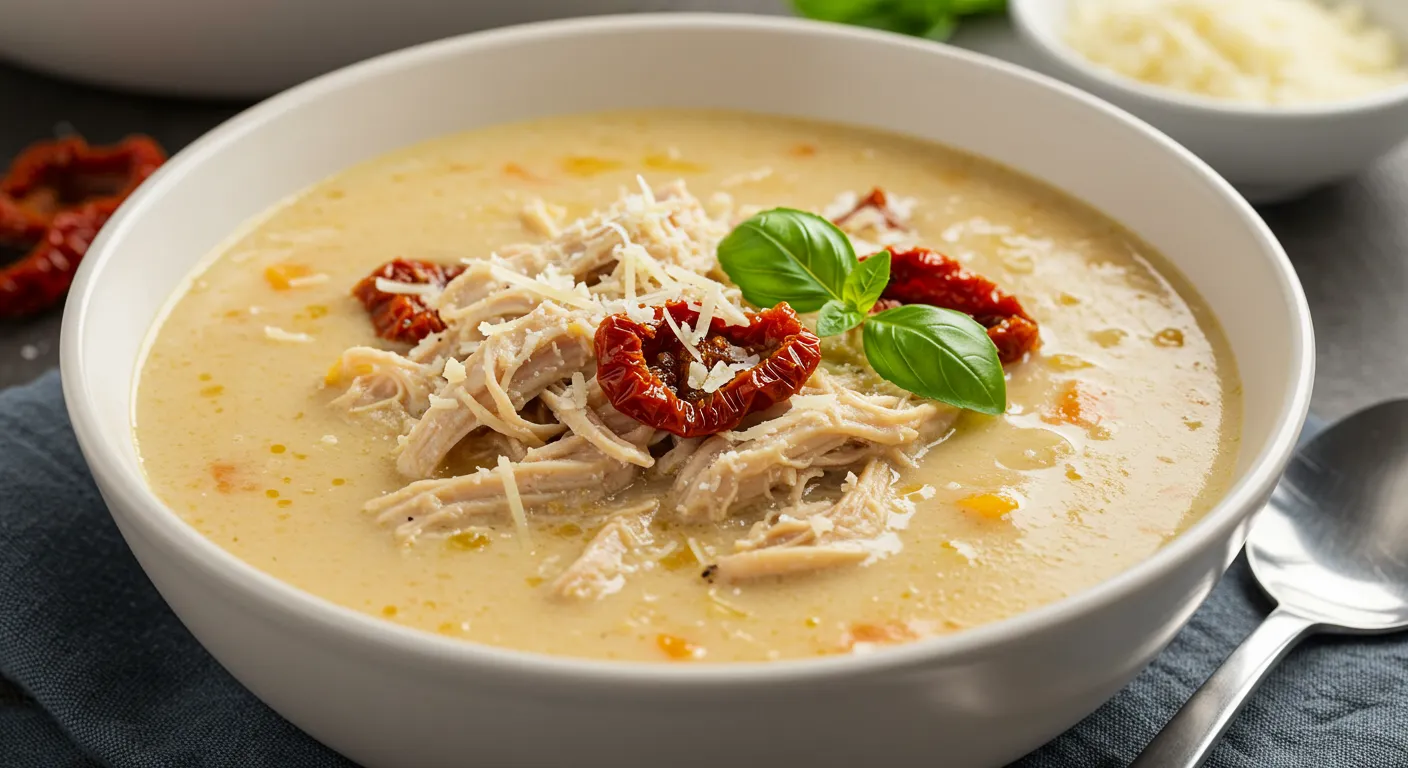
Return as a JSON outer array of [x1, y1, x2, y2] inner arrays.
[[208, 461, 254, 494], [656, 633, 705, 661], [209, 462, 237, 493], [843, 621, 919, 651], [1043, 380, 1106, 429], [502, 162, 537, 181], [264, 263, 312, 290], [957, 492, 1019, 520]]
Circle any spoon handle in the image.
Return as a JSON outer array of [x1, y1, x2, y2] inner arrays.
[[1129, 608, 1316, 768]]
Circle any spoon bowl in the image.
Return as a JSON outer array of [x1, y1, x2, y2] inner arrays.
[[1252, 400, 1408, 631]]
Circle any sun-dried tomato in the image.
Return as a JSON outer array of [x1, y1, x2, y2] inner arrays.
[[0, 198, 118, 318], [864, 247, 1040, 364], [0, 135, 166, 318], [595, 301, 822, 438], [352, 259, 466, 344], [0, 135, 165, 225]]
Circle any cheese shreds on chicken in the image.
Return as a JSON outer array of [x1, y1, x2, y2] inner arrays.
[[499, 454, 531, 548], [374, 277, 440, 297]]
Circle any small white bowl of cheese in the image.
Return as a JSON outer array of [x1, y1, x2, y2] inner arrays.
[[1010, 0, 1408, 203]]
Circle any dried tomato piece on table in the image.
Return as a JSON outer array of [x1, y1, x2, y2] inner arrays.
[[0, 135, 166, 318], [352, 259, 467, 344], [0, 135, 165, 228], [0, 199, 119, 318], [863, 247, 1040, 364], [595, 301, 822, 438]]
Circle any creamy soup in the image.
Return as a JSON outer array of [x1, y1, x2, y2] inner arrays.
[[135, 110, 1240, 663]]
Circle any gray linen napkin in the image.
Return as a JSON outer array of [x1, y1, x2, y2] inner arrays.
[[0, 370, 1403, 767]]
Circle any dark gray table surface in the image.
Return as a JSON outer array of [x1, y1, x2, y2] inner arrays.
[[1, 58, 1403, 423]]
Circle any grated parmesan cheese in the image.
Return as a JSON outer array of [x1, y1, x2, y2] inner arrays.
[[699, 361, 741, 393], [498, 455, 532, 549], [788, 393, 841, 409], [636, 175, 656, 204], [487, 264, 596, 310], [263, 326, 313, 343], [686, 361, 710, 391], [570, 371, 588, 409], [285, 273, 330, 288], [374, 277, 440, 297], [661, 310, 702, 362], [660, 265, 749, 326], [442, 356, 467, 384], [427, 393, 459, 410], [1066, 0, 1408, 105]]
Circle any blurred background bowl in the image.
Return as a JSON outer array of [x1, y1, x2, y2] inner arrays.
[[0, 0, 785, 99], [1009, 0, 1408, 203]]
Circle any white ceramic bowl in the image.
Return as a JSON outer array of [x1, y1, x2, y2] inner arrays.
[[1010, 0, 1408, 204], [60, 15, 1313, 768], [0, 0, 783, 98]]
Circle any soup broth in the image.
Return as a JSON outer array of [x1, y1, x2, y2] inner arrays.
[[135, 110, 1240, 662]]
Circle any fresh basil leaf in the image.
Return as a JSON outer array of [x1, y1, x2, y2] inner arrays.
[[717, 208, 855, 313], [817, 299, 866, 337], [923, 13, 958, 41], [862, 304, 1005, 414], [792, 0, 886, 22], [843, 250, 890, 314], [791, 0, 1004, 41], [951, 0, 1005, 14]]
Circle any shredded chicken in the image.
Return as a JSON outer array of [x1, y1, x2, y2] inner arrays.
[[539, 378, 654, 468], [495, 180, 725, 289], [406, 262, 550, 364], [651, 436, 703, 479], [713, 547, 870, 581], [550, 500, 657, 601], [395, 303, 598, 478], [368, 385, 654, 540], [713, 459, 895, 582], [328, 347, 439, 418], [667, 372, 951, 522]]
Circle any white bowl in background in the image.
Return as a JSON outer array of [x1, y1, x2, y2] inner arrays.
[[1010, 0, 1408, 204], [60, 15, 1313, 768], [0, 0, 785, 98]]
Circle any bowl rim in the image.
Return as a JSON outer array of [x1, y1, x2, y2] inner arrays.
[[61, 12, 1314, 687], [1009, 0, 1408, 118]]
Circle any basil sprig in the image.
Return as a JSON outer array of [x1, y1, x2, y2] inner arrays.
[[718, 209, 1006, 415], [792, 0, 1007, 42]]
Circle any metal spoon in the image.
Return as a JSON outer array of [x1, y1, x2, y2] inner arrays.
[[1131, 401, 1408, 768]]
